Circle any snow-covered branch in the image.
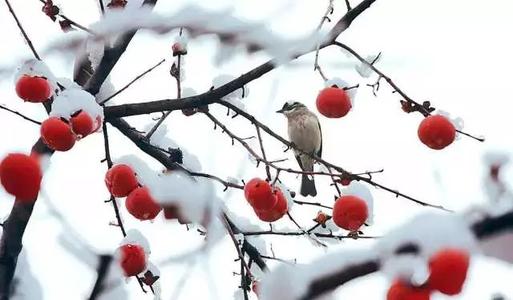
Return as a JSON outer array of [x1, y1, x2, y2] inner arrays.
[[260, 207, 513, 300]]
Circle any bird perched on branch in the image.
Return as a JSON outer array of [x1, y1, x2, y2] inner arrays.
[[277, 101, 322, 197]]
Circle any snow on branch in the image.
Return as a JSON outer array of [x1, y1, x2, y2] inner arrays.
[[46, 4, 318, 65], [259, 206, 513, 300]]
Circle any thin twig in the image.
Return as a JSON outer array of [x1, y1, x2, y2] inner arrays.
[[4, 0, 41, 59], [333, 42, 484, 142], [146, 29, 184, 139], [255, 125, 272, 181], [0, 104, 41, 125], [243, 230, 378, 240], [98, 0, 105, 14], [345, 0, 352, 10], [222, 216, 253, 278], [99, 58, 166, 105], [313, 0, 334, 82], [39, 0, 95, 34], [219, 100, 449, 211], [102, 122, 147, 293]]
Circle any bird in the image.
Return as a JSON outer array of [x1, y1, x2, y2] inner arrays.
[[276, 101, 322, 197]]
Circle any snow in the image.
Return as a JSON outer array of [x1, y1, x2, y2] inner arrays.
[[86, 38, 105, 71], [435, 110, 465, 139], [324, 77, 358, 105], [79, 5, 312, 63], [144, 123, 202, 171], [115, 155, 158, 187], [273, 181, 295, 211], [50, 88, 104, 126], [14, 59, 59, 96], [341, 181, 374, 225], [260, 249, 378, 300], [212, 74, 250, 110], [354, 54, 381, 78], [181, 87, 197, 98], [145, 171, 219, 224], [120, 229, 151, 256], [380, 254, 429, 285], [376, 212, 479, 260]]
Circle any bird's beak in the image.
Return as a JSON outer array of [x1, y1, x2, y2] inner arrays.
[[276, 109, 284, 114]]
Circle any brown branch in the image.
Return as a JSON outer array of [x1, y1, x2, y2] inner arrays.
[[98, 0, 105, 14], [255, 126, 272, 181], [102, 123, 127, 237], [88, 255, 113, 300], [219, 100, 448, 211], [325, 0, 376, 43], [103, 0, 377, 119], [0, 105, 41, 125], [4, 0, 41, 60], [99, 58, 166, 105], [293, 200, 333, 210], [108, 118, 243, 191], [39, 0, 95, 34], [0, 140, 53, 298], [313, 0, 334, 82], [84, 0, 158, 95], [146, 28, 185, 138], [299, 209, 513, 299], [333, 42, 485, 142], [222, 216, 253, 278], [242, 230, 378, 240], [225, 217, 268, 272]]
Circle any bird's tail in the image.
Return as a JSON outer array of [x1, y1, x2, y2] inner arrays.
[[301, 174, 317, 197]]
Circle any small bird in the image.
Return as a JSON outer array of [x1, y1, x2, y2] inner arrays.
[[277, 101, 322, 197]]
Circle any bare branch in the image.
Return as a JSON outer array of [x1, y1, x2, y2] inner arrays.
[[333, 42, 485, 142], [4, 0, 41, 59], [0, 105, 41, 125], [299, 209, 513, 299], [219, 100, 448, 211], [99, 58, 166, 105]]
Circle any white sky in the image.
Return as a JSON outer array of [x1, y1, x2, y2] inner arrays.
[[1, 0, 513, 299]]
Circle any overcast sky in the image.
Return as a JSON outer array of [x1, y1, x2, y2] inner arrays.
[[1, 0, 513, 299]]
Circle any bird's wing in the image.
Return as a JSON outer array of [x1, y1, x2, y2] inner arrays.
[[294, 153, 305, 170], [316, 118, 322, 158]]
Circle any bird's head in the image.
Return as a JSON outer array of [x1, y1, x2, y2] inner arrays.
[[276, 101, 307, 116]]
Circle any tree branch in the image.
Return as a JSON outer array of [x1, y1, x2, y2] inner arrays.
[[299, 209, 513, 299], [84, 0, 158, 95], [0, 140, 53, 299], [102, 0, 377, 119], [333, 41, 484, 142], [4, 0, 41, 60], [88, 255, 113, 300]]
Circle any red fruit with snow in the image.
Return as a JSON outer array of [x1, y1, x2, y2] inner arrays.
[[417, 115, 456, 150], [332, 195, 368, 231], [244, 178, 276, 210], [40, 117, 76, 151], [105, 164, 139, 197], [126, 187, 162, 220], [172, 42, 187, 56], [254, 188, 288, 222], [70, 111, 94, 137], [0, 153, 42, 201], [427, 248, 470, 295], [15, 75, 51, 103], [119, 244, 146, 277], [316, 87, 352, 118], [387, 280, 431, 300]]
